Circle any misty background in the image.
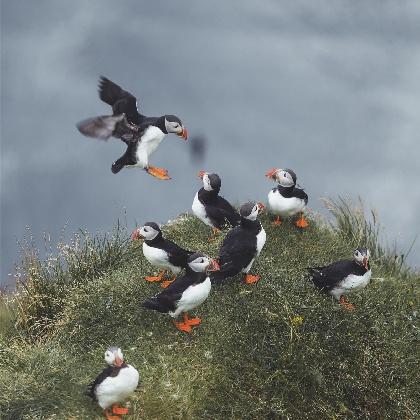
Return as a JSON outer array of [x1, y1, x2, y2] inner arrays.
[[1, 0, 419, 289]]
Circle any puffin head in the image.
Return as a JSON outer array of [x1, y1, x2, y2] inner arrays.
[[240, 201, 265, 221], [354, 247, 370, 270], [131, 222, 161, 241], [187, 252, 220, 273], [198, 171, 221, 193], [164, 115, 188, 140], [265, 168, 297, 187], [104, 346, 124, 367]]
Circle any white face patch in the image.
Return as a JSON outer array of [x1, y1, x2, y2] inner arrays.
[[245, 204, 259, 221], [189, 256, 210, 272], [104, 348, 124, 366], [164, 118, 182, 134], [202, 174, 213, 191], [354, 248, 370, 265], [140, 225, 159, 240], [277, 170, 295, 187]]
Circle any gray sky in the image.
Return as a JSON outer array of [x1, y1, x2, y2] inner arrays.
[[1, 0, 420, 288]]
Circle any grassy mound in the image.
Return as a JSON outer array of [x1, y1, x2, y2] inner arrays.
[[1, 199, 418, 419]]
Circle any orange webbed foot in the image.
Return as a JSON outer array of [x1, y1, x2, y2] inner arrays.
[[273, 216, 282, 226], [186, 317, 201, 326], [295, 214, 309, 229], [147, 166, 171, 180], [145, 270, 165, 282], [208, 227, 220, 242], [244, 274, 260, 284], [172, 320, 192, 333], [161, 277, 175, 288], [112, 404, 129, 415], [104, 409, 121, 420], [339, 296, 355, 311]]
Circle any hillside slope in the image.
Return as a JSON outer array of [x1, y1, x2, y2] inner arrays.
[[1, 200, 418, 419]]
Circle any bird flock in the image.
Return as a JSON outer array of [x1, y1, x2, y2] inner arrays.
[[77, 77, 372, 419]]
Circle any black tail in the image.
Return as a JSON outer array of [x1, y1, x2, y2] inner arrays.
[[111, 144, 137, 174], [142, 298, 168, 313], [209, 270, 228, 285], [306, 267, 324, 288]]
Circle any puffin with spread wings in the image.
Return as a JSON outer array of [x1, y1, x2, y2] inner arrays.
[[76, 76, 188, 179]]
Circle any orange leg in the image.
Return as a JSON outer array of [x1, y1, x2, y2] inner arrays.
[[112, 404, 129, 415], [183, 312, 201, 326], [244, 274, 261, 284], [147, 165, 171, 180], [273, 215, 282, 226], [104, 409, 121, 420], [161, 275, 176, 289], [208, 227, 220, 242], [172, 318, 192, 333], [145, 270, 166, 282], [339, 295, 355, 311], [295, 213, 309, 229]]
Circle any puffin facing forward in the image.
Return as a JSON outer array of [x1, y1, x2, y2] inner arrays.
[[143, 252, 220, 333], [131, 222, 193, 288], [77, 76, 188, 179], [192, 171, 240, 240], [265, 168, 309, 228], [308, 247, 372, 310], [86, 347, 139, 419], [210, 202, 266, 285]]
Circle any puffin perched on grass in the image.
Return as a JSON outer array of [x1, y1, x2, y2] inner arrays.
[[131, 222, 193, 288], [143, 252, 220, 333], [265, 168, 309, 228], [192, 171, 240, 240], [210, 202, 266, 285], [76, 76, 188, 179], [308, 247, 372, 310], [86, 347, 139, 420]]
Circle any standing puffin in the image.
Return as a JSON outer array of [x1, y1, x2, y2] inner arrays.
[[131, 222, 193, 288], [210, 202, 266, 285], [308, 247, 372, 310], [265, 168, 309, 228], [143, 252, 220, 333], [192, 171, 240, 240], [76, 76, 188, 179], [86, 346, 139, 419]]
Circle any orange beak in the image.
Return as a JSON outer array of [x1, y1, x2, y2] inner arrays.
[[114, 355, 123, 367], [177, 127, 188, 140], [265, 168, 279, 179], [130, 228, 143, 241], [207, 259, 220, 272], [363, 257, 369, 270], [257, 202, 265, 212], [198, 170, 206, 179]]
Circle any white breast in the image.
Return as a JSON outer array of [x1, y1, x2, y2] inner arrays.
[[256, 226, 266, 256], [170, 277, 212, 318], [135, 126, 166, 168], [331, 269, 372, 300], [267, 189, 306, 217], [192, 192, 213, 227], [142, 243, 181, 274], [96, 365, 139, 410]]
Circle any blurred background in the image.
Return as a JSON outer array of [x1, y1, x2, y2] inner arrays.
[[1, 0, 419, 289]]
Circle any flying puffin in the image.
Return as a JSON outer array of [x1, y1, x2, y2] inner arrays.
[[143, 252, 220, 333], [131, 222, 194, 288], [308, 247, 372, 310], [210, 202, 266, 285], [192, 171, 240, 240], [86, 346, 139, 420], [265, 168, 309, 228], [76, 76, 188, 179]]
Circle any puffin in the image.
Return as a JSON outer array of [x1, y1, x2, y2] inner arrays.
[[192, 171, 240, 240], [131, 222, 193, 288], [86, 346, 139, 419], [76, 76, 188, 179], [143, 252, 220, 333], [308, 247, 372, 310], [210, 202, 266, 285], [265, 168, 309, 228]]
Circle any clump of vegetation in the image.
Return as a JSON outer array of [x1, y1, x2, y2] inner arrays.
[[0, 199, 418, 419]]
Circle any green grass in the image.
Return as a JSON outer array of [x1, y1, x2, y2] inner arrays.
[[1, 199, 419, 419]]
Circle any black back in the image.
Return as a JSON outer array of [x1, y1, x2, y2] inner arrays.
[[308, 259, 369, 291], [273, 184, 308, 205], [198, 188, 241, 229], [86, 364, 128, 400], [143, 268, 206, 313]]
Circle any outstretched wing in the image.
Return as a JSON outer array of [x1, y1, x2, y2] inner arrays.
[[98, 76, 144, 124], [76, 114, 126, 140]]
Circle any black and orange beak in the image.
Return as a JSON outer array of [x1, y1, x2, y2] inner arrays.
[[257, 202, 265, 212], [177, 127, 188, 140], [363, 257, 369, 270], [131, 228, 144, 241], [114, 355, 123, 367], [198, 170, 206, 179], [207, 259, 220, 272], [265, 168, 279, 179]]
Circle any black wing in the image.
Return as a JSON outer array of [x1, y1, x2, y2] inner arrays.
[[205, 197, 241, 229], [308, 259, 355, 290], [293, 187, 308, 205], [85, 366, 115, 400], [163, 239, 194, 268], [99, 76, 144, 125]]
